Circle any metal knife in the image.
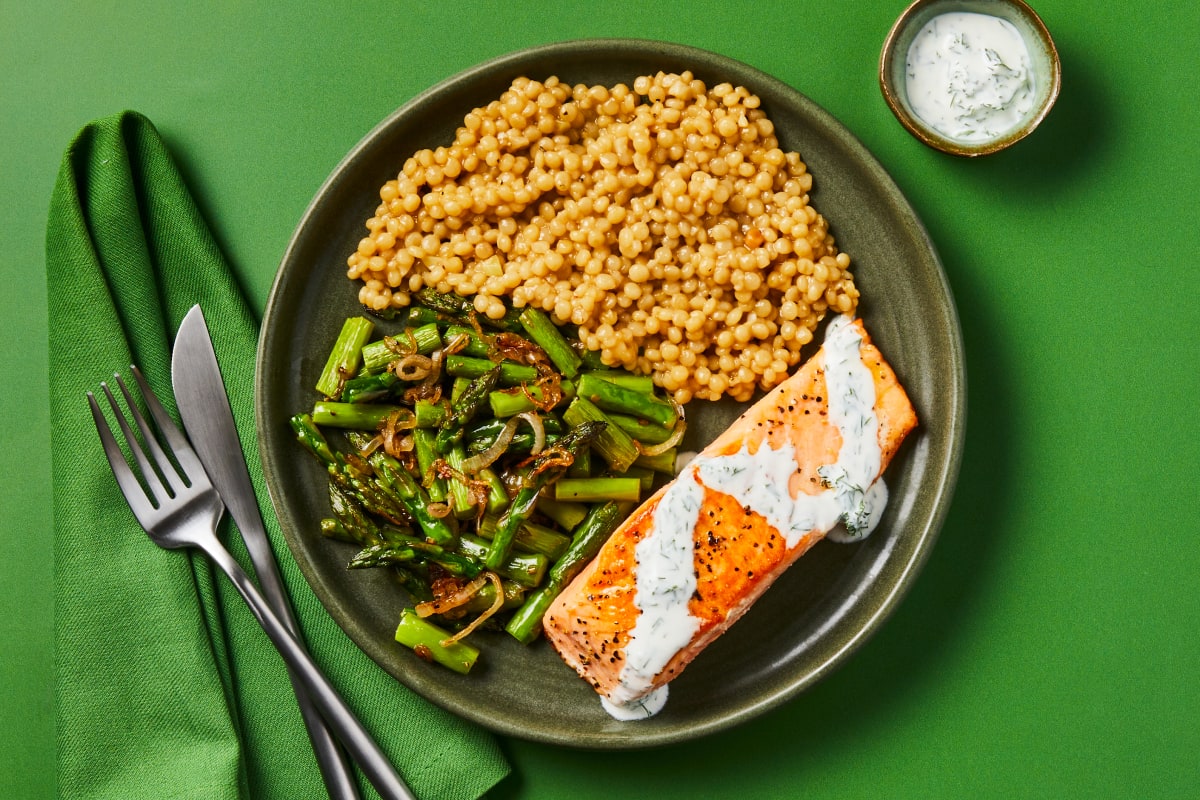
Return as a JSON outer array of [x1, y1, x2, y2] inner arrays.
[[172, 305, 362, 800]]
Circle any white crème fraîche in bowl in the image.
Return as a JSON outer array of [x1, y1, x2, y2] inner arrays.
[[880, 0, 1061, 156]]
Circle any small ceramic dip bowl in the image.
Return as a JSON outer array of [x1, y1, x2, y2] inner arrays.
[[880, 0, 1061, 156]]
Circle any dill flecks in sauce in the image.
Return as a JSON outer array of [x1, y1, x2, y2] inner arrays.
[[602, 468, 706, 721], [601, 315, 889, 720], [905, 11, 1036, 143]]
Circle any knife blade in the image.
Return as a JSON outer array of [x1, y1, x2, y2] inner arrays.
[[172, 304, 362, 800]]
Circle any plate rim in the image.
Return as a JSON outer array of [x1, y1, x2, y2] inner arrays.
[[256, 37, 966, 748]]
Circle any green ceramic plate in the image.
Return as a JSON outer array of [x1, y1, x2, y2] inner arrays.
[[256, 39, 965, 748]]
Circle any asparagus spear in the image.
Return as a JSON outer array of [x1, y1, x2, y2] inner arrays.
[[357, 441, 458, 547], [553, 476, 641, 503], [567, 444, 592, 478], [395, 608, 479, 674], [444, 444, 480, 520], [575, 345, 609, 371], [482, 306, 527, 333], [290, 412, 336, 464], [360, 323, 443, 373], [518, 306, 581, 379], [562, 395, 639, 472], [392, 566, 434, 603], [311, 401, 405, 430], [449, 376, 471, 405], [324, 506, 432, 606], [414, 398, 449, 428], [320, 517, 354, 544], [456, 535, 548, 587], [434, 364, 500, 454], [466, 432, 558, 459], [413, 287, 525, 332], [347, 542, 417, 569], [445, 354, 539, 386], [348, 538, 480, 577], [340, 370, 399, 404], [489, 379, 576, 417], [505, 501, 623, 644], [291, 414, 412, 526], [482, 421, 606, 571], [619, 465, 658, 492], [465, 409, 562, 453], [325, 482, 382, 546], [412, 428, 447, 503], [476, 514, 571, 560], [583, 370, 655, 394], [464, 415, 565, 444], [443, 325, 492, 358], [413, 286, 473, 318], [342, 471, 412, 528], [635, 448, 678, 474], [337, 430, 456, 545], [535, 495, 589, 531], [370, 304, 441, 329], [456, 578, 526, 614], [316, 316, 374, 398], [576, 372, 678, 428], [478, 467, 509, 513], [607, 412, 676, 444]]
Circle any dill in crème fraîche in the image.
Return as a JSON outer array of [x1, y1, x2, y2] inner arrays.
[[346, 72, 859, 404]]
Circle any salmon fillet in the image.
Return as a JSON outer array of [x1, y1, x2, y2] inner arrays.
[[542, 315, 918, 719]]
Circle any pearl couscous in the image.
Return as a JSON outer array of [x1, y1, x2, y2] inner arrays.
[[347, 71, 859, 404]]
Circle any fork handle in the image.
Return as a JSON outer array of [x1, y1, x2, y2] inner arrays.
[[201, 539, 417, 800], [288, 660, 363, 800]]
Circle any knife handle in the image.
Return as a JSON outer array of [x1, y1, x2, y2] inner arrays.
[[172, 304, 365, 798], [291, 670, 363, 800], [245, 530, 363, 800], [199, 534, 417, 800]]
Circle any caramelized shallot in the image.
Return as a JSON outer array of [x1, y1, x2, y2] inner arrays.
[[637, 415, 685, 457], [440, 572, 506, 646], [460, 411, 546, 473], [393, 354, 433, 382], [380, 408, 417, 458], [414, 574, 488, 618]]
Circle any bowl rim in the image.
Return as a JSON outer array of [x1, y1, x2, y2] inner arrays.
[[879, 0, 1062, 156]]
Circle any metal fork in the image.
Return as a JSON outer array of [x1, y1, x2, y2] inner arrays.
[[88, 367, 416, 800]]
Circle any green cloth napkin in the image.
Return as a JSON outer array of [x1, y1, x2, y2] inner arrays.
[[46, 110, 511, 800]]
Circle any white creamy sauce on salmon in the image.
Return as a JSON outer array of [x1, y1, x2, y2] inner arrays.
[[603, 467, 706, 718], [820, 314, 888, 542], [602, 315, 890, 720]]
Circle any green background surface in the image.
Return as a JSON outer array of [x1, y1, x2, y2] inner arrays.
[[4, 2, 1197, 797]]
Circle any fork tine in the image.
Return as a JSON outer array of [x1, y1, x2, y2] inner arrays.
[[129, 365, 209, 485], [88, 389, 158, 522], [101, 380, 176, 507], [111, 375, 186, 500]]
